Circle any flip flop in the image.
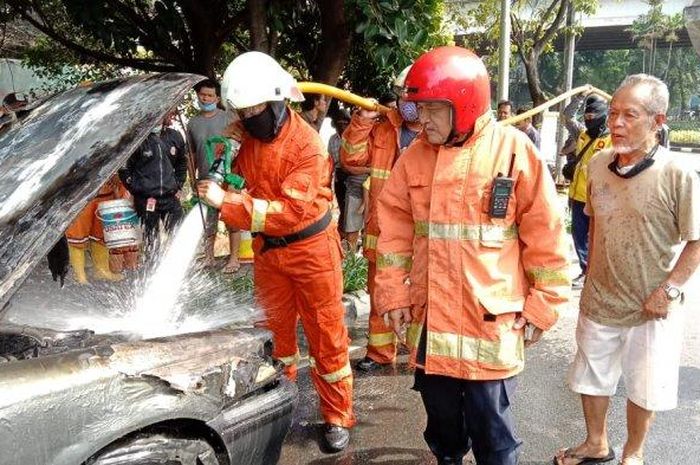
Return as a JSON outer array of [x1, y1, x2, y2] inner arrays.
[[221, 262, 240, 274], [553, 448, 615, 465]]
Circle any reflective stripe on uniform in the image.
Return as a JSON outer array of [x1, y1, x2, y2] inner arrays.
[[251, 198, 269, 232], [526, 267, 570, 286], [406, 323, 422, 349], [414, 221, 518, 242], [426, 326, 524, 369], [377, 252, 412, 270], [309, 357, 353, 383], [363, 234, 377, 250], [368, 331, 396, 347], [370, 167, 391, 180], [282, 187, 308, 201], [277, 352, 300, 366], [340, 139, 367, 155]]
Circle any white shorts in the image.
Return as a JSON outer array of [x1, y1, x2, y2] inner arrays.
[[567, 311, 685, 411]]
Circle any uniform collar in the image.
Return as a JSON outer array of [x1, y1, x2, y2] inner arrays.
[[385, 108, 404, 129]]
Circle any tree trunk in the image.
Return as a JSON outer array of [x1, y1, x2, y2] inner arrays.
[[523, 51, 546, 126], [311, 0, 351, 85], [248, 0, 270, 53]]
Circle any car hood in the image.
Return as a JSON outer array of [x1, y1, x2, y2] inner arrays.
[[0, 73, 203, 313]]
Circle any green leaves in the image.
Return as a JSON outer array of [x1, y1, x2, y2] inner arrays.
[[343, 0, 449, 96]]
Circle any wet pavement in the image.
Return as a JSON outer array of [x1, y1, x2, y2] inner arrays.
[[278, 273, 700, 464]]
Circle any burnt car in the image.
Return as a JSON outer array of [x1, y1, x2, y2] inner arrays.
[[0, 74, 297, 465]]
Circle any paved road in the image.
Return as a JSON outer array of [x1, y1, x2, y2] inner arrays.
[[278, 246, 700, 463]]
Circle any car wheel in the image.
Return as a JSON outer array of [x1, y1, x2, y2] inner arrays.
[[86, 434, 221, 465]]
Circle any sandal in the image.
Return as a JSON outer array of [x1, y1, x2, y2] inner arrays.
[[553, 448, 615, 465]]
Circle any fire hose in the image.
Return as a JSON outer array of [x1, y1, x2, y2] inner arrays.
[[297, 81, 611, 125]]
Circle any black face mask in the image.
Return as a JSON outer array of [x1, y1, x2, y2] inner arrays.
[[585, 115, 607, 138], [242, 101, 288, 142], [607, 144, 658, 179]]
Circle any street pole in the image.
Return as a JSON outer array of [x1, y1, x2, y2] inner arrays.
[[555, 2, 576, 184], [497, 0, 511, 102]]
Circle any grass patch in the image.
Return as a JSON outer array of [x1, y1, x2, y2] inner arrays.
[[230, 272, 254, 295], [342, 252, 368, 294]]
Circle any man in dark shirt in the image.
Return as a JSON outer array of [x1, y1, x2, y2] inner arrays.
[[515, 106, 541, 149], [119, 115, 186, 249]]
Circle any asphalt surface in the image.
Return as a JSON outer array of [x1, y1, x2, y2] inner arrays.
[[278, 210, 700, 465]]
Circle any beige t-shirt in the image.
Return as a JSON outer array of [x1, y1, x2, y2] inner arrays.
[[581, 147, 700, 327]]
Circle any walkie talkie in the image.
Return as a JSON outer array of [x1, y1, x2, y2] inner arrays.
[[488, 153, 516, 219]]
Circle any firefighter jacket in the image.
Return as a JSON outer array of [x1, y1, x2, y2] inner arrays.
[[220, 110, 333, 235], [340, 108, 406, 261], [374, 112, 571, 381], [568, 131, 612, 202]]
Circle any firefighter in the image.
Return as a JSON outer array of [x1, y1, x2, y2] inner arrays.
[[65, 175, 126, 284], [374, 46, 570, 465], [197, 51, 355, 452], [340, 65, 421, 372]]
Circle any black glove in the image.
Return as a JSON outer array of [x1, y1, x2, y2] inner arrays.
[[47, 236, 69, 287]]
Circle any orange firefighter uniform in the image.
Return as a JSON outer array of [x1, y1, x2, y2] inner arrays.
[[66, 176, 126, 247], [218, 111, 355, 428], [374, 111, 571, 380], [340, 108, 406, 364]]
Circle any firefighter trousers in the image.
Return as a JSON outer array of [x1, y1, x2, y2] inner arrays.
[[365, 260, 398, 363], [253, 226, 355, 428]]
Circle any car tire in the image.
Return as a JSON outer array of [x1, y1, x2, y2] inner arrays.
[[85, 434, 221, 465]]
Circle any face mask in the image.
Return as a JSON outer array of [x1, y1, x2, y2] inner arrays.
[[150, 124, 163, 134], [584, 115, 607, 137], [607, 145, 658, 178], [398, 100, 419, 123], [242, 101, 288, 142], [199, 101, 217, 112]]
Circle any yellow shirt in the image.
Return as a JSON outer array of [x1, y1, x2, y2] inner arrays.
[[568, 132, 612, 202]]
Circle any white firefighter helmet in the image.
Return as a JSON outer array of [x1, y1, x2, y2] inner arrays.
[[221, 51, 304, 110], [393, 65, 412, 89]]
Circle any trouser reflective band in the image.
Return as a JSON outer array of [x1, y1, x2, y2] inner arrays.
[[368, 332, 397, 347], [363, 234, 377, 250], [309, 357, 353, 383], [278, 352, 301, 366]]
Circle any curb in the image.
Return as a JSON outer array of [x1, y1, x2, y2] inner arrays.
[[671, 145, 700, 154]]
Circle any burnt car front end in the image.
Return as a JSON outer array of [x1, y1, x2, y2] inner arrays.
[[0, 327, 296, 465]]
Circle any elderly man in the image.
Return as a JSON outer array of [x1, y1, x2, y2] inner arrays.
[[375, 46, 570, 465], [555, 74, 700, 465]]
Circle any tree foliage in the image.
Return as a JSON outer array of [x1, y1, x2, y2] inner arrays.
[[627, 0, 684, 79], [1, 0, 448, 97], [449, 0, 599, 108]]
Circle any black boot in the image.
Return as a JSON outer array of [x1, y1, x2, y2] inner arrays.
[[323, 423, 350, 452], [437, 458, 463, 465], [356, 356, 388, 372]]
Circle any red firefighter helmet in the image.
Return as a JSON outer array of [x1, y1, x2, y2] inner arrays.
[[403, 46, 491, 134]]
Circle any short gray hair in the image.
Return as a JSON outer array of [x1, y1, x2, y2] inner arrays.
[[614, 74, 669, 116]]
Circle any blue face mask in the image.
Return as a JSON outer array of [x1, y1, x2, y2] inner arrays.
[[199, 101, 217, 112], [398, 100, 419, 123]]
